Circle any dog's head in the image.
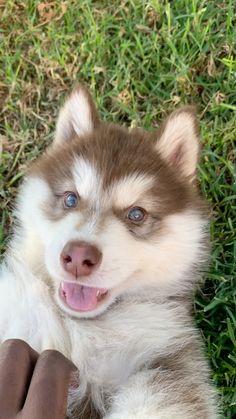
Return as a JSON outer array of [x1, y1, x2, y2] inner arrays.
[[17, 85, 207, 318]]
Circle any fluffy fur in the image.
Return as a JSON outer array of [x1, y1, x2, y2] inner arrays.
[[0, 85, 218, 418]]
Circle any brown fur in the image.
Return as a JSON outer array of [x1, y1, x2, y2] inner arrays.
[[30, 123, 204, 230], [148, 343, 213, 419]]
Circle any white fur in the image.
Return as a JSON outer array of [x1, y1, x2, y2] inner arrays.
[[0, 260, 69, 354], [110, 173, 155, 208], [0, 169, 217, 417], [0, 109, 218, 417], [55, 88, 93, 143], [73, 157, 100, 202], [14, 169, 207, 320], [157, 110, 199, 177]]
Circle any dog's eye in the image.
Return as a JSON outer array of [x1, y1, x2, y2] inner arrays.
[[63, 192, 79, 208], [127, 207, 146, 223]]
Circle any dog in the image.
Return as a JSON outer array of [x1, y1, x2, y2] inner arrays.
[[0, 84, 218, 418]]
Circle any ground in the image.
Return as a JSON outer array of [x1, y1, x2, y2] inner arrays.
[[0, 1, 235, 417]]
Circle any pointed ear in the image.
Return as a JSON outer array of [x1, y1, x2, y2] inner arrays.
[[54, 84, 99, 144], [156, 107, 200, 179]]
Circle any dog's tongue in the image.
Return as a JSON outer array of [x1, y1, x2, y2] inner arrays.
[[60, 281, 107, 311]]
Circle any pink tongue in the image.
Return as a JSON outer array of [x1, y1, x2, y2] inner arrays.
[[60, 282, 107, 312]]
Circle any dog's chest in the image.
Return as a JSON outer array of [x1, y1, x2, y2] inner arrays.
[[67, 318, 143, 390], [63, 302, 186, 417], [64, 301, 183, 391]]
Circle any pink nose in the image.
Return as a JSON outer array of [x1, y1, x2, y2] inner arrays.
[[60, 241, 102, 278]]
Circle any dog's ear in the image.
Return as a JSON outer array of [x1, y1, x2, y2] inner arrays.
[[54, 84, 99, 144], [156, 106, 200, 179]]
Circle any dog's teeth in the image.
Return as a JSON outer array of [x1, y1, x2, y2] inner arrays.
[[96, 291, 100, 298]]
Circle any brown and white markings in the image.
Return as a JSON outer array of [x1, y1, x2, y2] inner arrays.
[[0, 84, 218, 418]]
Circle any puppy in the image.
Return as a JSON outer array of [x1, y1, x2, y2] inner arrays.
[[0, 85, 218, 418]]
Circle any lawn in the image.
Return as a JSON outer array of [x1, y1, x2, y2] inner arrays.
[[0, 1, 235, 417]]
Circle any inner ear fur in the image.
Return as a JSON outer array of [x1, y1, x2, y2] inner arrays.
[[156, 106, 200, 180], [54, 84, 100, 145]]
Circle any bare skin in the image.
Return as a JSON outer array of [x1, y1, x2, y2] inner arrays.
[[0, 339, 77, 419]]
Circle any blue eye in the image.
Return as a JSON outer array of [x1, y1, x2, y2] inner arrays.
[[64, 192, 78, 208], [128, 207, 146, 223]]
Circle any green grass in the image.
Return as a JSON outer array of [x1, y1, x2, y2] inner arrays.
[[0, 1, 235, 417]]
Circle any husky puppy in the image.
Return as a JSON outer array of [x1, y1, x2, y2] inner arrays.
[[0, 85, 217, 418]]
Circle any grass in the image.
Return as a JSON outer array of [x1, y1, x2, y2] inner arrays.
[[0, 0, 235, 417]]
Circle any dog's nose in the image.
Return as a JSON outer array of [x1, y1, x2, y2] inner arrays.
[[61, 241, 102, 277]]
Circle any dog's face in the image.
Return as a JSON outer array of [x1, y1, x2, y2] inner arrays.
[[17, 85, 207, 318]]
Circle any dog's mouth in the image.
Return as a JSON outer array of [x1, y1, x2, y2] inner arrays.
[[59, 281, 108, 312]]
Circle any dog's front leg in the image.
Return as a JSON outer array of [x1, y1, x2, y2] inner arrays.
[[104, 368, 217, 419]]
